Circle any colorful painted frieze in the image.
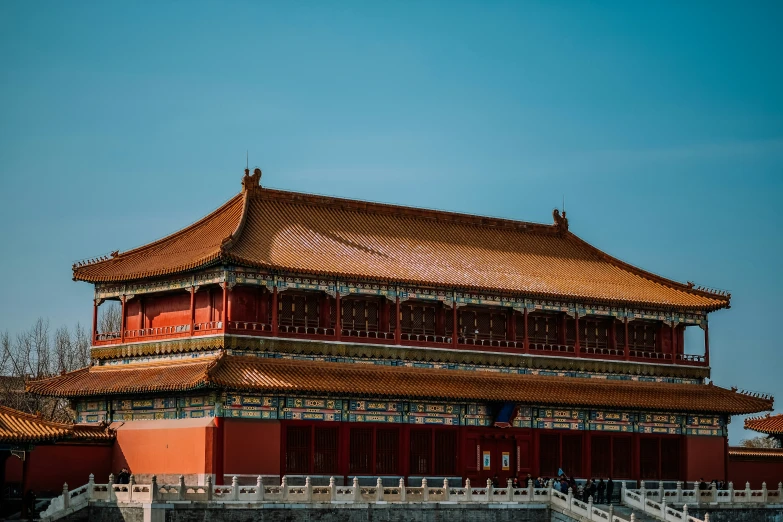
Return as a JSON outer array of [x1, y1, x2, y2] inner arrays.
[[348, 400, 404, 423], [409, 402, 461, 425], [223, 394, 278, 419], [534, 408, 586, 430], [588, 410, 637, 432], [280, 397, 344, 421], [636, 412, 683, 434], [463, 403, 493, 427], [512, 406, 534, 428], [456, 293, 525, 311], [684, 415, 726, 436], [342, 282, 396, 300], [279, 276, 336, 295]]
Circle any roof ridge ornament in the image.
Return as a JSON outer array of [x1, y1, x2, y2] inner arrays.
[[553, 208, 569, 234], [242, 167, 262, 192]]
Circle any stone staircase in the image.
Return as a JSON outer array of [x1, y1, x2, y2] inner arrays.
[[596, 504, 658, 522]]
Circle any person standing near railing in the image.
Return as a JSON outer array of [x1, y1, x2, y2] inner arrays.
[[606, 478, 614, 504]]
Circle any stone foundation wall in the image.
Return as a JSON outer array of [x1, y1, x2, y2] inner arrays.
[[688, 507, 783, 522]]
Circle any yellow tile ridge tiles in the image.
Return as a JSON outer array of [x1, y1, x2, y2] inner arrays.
[[72, 186, 730, 310], [745, 413, 783, 435], [28, 355, 772, 415], [728, 447, 783, 459]]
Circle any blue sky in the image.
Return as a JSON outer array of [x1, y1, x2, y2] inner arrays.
[[1, 2, 781, 443]]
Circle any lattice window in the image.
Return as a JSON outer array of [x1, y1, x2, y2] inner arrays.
[[583, 319, 610, 349], [402, 303, 436, 335], [376, 428, 399, 475], [612, 437, 632, 479], [630, 322, 658, 352], [342, 298, 380, 332], [279, 292, 319, 328], [490, 313, 506, 339], [349, 427, 373, 474], [285, 427, 310, 474], [565, 318, 576, 345], [409, 429, 431, 475], [591, 436, 611, 478], [314, 426, 338, 474], [434, 430, 457, 475], [529, 313, 559, 344], [389, 305, 397, 333], [515, 314, 526, 341], [615, 323, 626, 349]]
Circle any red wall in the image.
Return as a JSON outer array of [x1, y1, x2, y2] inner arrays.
[[685, 436, 726, 482], [4, 444, 113, 495], [729, 458, 783, 489], [112, 418, 216, 483], [222, 419, 280, 477], [144, 293, 191, 328]]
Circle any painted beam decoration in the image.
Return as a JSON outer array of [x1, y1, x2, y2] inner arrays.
[[534, 408, 586, 430], [224, 394, 278, 419], [281, 397, 344, 421], [348, 400, 404, 423], [589, 410, 637, 433]]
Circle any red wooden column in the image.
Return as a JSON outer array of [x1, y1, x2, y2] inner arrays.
[[523, 308, 529, 353], [92, 300, 99, 343], [704, 320, 710, 366], [670, 321, 676, 361], [189, 287, 196, 336], [507, 309, 516, 344], [221, 283, 229, 333], [451, 304, 457, 349], [120, 296, 127, 343], [271, 286, 279, 336], [574, 313, 581, 357], [335, 290, 342, 341], [396, 296, 402, 345], [623, 318, 630, 360]]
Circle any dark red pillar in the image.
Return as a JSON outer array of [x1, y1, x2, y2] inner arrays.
[[451, 304, 457, 349], [396, 296, 402, 345], [189, 287, 196, 336], [704, 321, 710, 366], [624, 318, 630, 360], [92, 300, 99, 342], [271, 286, 279, 336], [574, 313, 581, 357], [120, 296, 127, 343], [335, 290, 342, 341], [507, 310, 516, 343], [221, 283, 228, 333], [523, 308, 529, 353]]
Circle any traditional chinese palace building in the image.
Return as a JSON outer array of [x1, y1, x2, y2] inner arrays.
[[28, 168, 773, 486]]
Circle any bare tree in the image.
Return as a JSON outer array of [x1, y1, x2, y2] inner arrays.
[[740, 436, 781, 449], [98, 301, 122, 335]]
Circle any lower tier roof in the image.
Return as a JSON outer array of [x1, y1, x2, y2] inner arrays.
[[745, 413, 783, 435], [0, 405, 114, 444], [27, 354, 772, 415]]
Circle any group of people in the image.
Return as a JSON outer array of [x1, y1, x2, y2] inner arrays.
[[490, 472, 616, 504], [699, 477, 726, 490]]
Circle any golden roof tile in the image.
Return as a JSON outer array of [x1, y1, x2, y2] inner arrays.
[[728, 447, 783, 459], [745, 413, 783, 435], [0, 406, 73, 443], [72, 184, 729, 310]]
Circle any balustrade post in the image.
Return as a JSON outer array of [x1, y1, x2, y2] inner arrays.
[[257, 476, 264, 502], [630, 514, 635, 522], [330, 477, 336, 502], [762, 482, 768, 503], [151, 475, 158, 502], [282, 476, 289, 502], [444, 478, 450, 501], [108, 473, 116, 503], [676, 481, 682, 504], [129, 474, 135, 503], [305, 476, 312, 503], [704, 513, 710, 522], [205, 476, 212, 501], [608, 504, 614, 520], [568, 487, 573, 510], [63, 483, 70, 509], [661, 498, 667, 520], [376, 478, 383, 502], [178, 475, 185, 501], [710, 482, 717, 503], [728, 481, 734, 503], [745, 481, 752, 504], [400, 478, 407, 502], [486, 478, 492, 502], [507, 478, 513, 500], [352, 477, 360, 503], [588, 495, 593, 519], [779, 482, 783, 501], [682, 504, 688, 519], [693, 482, 700, 504], [465, 478, 471, 502], [231, 476, 239, 501], [422, 478, 429, 502], [528, 479, 533, 502], [658, 481, 664, 502], [640, 483, 647, 507], [87, 474, 95, 501]]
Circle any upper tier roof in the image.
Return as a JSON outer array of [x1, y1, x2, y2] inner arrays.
[[745, 413, 783, 435], [73, 170, 730, 310]]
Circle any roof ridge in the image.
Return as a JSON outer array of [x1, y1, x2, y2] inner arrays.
[[72, 193, 243, 275], [252, 187, 557, 234]]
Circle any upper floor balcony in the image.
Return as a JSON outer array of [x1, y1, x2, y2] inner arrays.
[[92, 284, 710, 367]]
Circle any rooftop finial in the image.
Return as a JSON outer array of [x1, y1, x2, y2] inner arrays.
[[553, 208, 569, 234], [242, 166, 262, 192]]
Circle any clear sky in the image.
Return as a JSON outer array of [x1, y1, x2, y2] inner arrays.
[[1, 2, 781, 443]]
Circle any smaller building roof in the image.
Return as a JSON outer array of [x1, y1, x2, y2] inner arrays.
[[745, 413, 783, 436], [27, 354, 773, 415], [0, 406, 115, 445], [728, 447, 783, 459]]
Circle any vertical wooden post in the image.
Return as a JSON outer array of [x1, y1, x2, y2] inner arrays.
[[574, 313, 581, 357], [120, 296, 127, 343], [670, 321, 676, 361], [523, 307, 529, 353], [704, 320, 710, 366], [624, 317, 630, 360], [335, 290, 341, 341], [451, 303, 457, 349], [221, 283, 229, 333], [395, 296, 402, 345], [190, 287, 196, 336], [507, 310, 516, 343], [92, 300, 99, 343], [271, 286, 279, 336]]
